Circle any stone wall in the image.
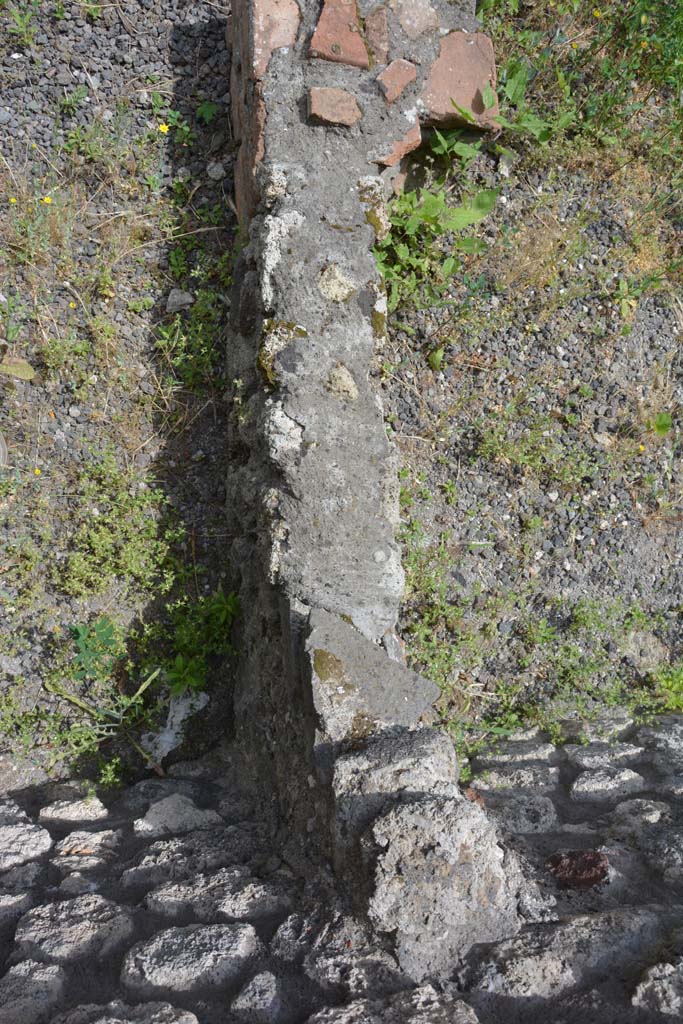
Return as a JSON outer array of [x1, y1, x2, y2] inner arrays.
[[224, 0, 542, 981]]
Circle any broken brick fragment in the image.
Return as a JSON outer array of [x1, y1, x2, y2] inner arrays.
[[390, 0, 438, 40], [251, 0, 301, 78], [365, 6, 389, 65], [378, 59, 417, 104], [546, 850, 610, 889], [309, 0, 370, 69], [421, 31, 499, 128], [373, 118, 422, 166], [308, 87, 362, 127]]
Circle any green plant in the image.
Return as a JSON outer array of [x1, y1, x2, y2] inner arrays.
[[375, 187, 496, 311], [6, 0, 40, 45], [196, 100, 219, 125], [58, 451, 182, 598], [59, 85, 89, 116]]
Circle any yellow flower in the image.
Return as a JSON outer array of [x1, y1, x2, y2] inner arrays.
[[34, 467, 41, 476], [571, 41, 578, 50], [158, 123, 170, 134], [9, 197, 17, 204], [593, 7, 601, 17], [639, 444, 646, 452], [69, 301, 77, 309], [40, 196, 52, 205], [640, 40, 648, 49]]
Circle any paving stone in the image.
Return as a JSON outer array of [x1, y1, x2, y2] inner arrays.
[[421, 32, 499, 128], [377, 60, 416, 104], [474, 739, 557, 768], [132, 795, 222, 838], [570, 768, 645, 803], [472, 765, 560, 793], [0, 800, 53, 871], [121, 826, 260, 889], [484, 793, 559, 835], [564, 741, 644, 771], [53, 830, 122, 874], [308, 87, 362, 127], [638, 718, 683, 774], [305, 983, 480, 1021], [632, 957, 683, 1015], [372, 118, 422, 167], [609, 799, 670, 836], [464, 906, 666, 1000], [0, 862, 43, 928], [559, 707, 634, 744], [121, 923, 263, 997], [14, 894, 135, 964], [53, 1002, 199, 1024], [389, 0, 439, 41], [648, 828, 683, 881], [658, 775, 683, 796], [39, 797, 108, 824], [145, 865, 292, 923], [366, 797, 537, 981], [231, 971, 288, 1022], [309, 0, 369, 69], [365, 7, 389, 65], [58, 873, 100, 896], [0, 959, 67, 1024]]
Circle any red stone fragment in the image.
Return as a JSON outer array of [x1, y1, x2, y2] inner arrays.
[[463, 786, 486, 809], [309, 0, 370, 69], [365, 6, 389, 65], [546, 850, 610, 889], [378, 59, 417, 104], [421, 31, 499, 129], [373, 118, 422, 167], [308, 87, 362, 127]]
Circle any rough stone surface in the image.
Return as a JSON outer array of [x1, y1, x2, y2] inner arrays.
[[332, 728, 459, 864], [563, 741, 643, 770], [472, 765, 560, 793], [0, 959, 67, 1024], [308, 88, 362, 126], [309, 0, 370, 69], [0, 800, 53, 871], [483, 793, 559, 835], [38, 798, 108, 824], [306, 983, 480, 1021], [463, 907, 668, 1001], [121, 924, 263, 997], [366, 797, 530, 980], [632, 957, 683, 1014], [390, 0, 439, 40], [421, 31, 499, 127], [570, 767, 645, 802], [133, 795, 222, 837], [145, 866, 292, 923], [307, 611, 439, 750], [15, 894, 135, 964], [231, 971, 287, 1022], [377, 60, 417, 105], [53, 829, 122, 874], [53, 1005, 198, 1024]]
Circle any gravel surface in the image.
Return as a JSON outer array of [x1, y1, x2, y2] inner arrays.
[[0, 1, 235, 783], [377, 145, 682, 744]]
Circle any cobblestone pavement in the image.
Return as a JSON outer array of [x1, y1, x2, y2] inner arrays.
[[3, 714, 683, 1022]]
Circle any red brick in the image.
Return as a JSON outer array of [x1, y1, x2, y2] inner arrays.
[[377, 59, 416, 104], [252, 0, 301, 78], [374, 118, 422, 167], [308, 87, 362, 127], [309, 0, 370, 69], [365, 6, 389, 65], [421, 31, 499, 128]]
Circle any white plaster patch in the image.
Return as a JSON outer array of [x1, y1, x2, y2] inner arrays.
[[260, 211, 304, 310]]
